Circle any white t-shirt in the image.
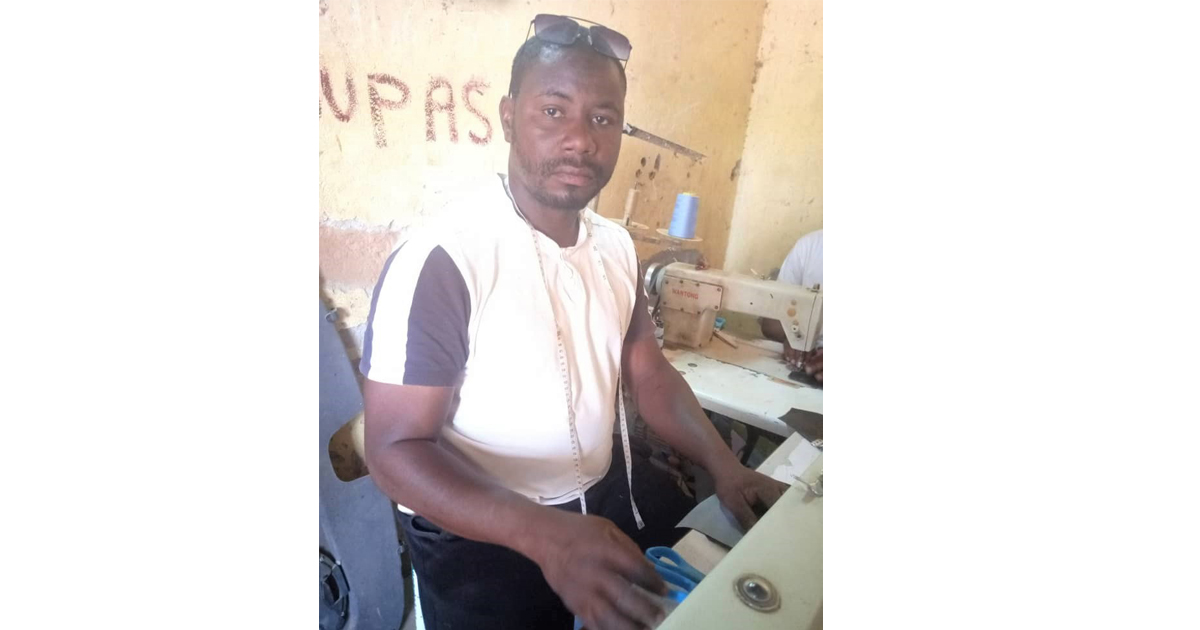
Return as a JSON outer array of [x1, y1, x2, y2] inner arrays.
[[778, 229, 823, 288], [361, 174, 640, 505]]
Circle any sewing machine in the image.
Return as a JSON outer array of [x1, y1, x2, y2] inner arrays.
[[644, 262, 823, 353], [664, 433, 823, 630]]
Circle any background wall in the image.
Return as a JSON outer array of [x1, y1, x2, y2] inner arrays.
[[319, 0, 822, 356], [724, 0, 823, 277]]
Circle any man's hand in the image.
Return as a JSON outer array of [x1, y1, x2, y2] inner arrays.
[[533, 511, 669, 630], [801, 347, 823, 383], [782, 340, 804, 367], [764, 317, 806, 367], [713, 465, 791, 531]]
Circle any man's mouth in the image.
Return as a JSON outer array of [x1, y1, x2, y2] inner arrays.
[[550, 166, 597, 187]]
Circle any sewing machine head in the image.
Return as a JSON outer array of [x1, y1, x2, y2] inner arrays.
[[645, 262, 822, 352]]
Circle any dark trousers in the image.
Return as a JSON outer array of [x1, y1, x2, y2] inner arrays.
[[399, 442, 696, 630]]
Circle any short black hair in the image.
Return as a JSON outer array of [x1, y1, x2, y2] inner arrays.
[[507, 36, 627, 97]]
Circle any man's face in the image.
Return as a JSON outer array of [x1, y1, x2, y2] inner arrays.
[[500, 46, 626, 211]]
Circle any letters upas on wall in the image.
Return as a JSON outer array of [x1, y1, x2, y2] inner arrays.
[[321, 67, 493, 148]]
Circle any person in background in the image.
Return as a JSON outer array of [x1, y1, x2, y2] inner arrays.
[[761, 229, 823, 383]]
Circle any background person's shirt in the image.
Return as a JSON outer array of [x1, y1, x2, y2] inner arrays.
[[778, 229, 823, 348], [361, 174, 640, 506], [778, 229, 823, 288]]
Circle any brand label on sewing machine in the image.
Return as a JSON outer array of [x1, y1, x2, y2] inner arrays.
[[661, 278, 723, 314]]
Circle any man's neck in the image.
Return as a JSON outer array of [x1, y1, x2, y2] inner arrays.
[[506, 173, 582, 249]]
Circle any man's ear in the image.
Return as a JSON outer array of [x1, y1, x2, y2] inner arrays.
[[499, 95, 515, 143]]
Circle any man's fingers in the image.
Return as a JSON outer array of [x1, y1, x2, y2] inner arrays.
[[757, 478, 786, 506], [804, 349, 823, 371], [768, 480, 789, 506], [725, 494, 758, 531], [602, 525, 666, 595], [806, 356, 822, 370], [765, 472, 790, 498], [591, 588, 660, 630], [744, 481, 782, 518], [804, 359, 820, 375], [608, 549, 667, 596], [608, 580, 667, 629]]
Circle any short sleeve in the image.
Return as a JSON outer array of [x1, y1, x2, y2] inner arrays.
[[778, 230, 823, 287], [360, 240, 471, 387], [778, 237, 811, 286]]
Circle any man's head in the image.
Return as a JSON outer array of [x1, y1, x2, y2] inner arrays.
[[499, 29, 628, 212]]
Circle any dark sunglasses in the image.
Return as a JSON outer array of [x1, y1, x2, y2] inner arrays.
[[526, 14, 632, 68]]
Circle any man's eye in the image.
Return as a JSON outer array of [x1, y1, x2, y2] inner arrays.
[[593, 115, 611, 126], [543, 107, 561, 118]]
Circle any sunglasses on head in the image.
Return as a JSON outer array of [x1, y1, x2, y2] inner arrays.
[[526, 14, 632, 68]]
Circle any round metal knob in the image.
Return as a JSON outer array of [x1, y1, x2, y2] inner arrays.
[[734, 574, 780, 612]]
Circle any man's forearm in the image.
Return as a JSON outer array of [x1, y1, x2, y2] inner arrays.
[[630, 362, 741, 477], [760, 317, 787, 344], [367, 440, 562, 562]]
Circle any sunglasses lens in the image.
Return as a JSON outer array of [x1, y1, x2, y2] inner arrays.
[[533, 14, 582, 45], [531, 15, 632, 63], [590, 25, 632, 61]]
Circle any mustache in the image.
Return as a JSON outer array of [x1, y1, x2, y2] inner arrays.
[[538, 157, 600, 178]]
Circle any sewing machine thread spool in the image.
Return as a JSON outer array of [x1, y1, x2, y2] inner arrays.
[[623, 188, 638, 225], [667, 193, 700, 239]]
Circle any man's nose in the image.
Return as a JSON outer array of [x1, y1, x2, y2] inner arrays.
[[560, 116, 597, 155]]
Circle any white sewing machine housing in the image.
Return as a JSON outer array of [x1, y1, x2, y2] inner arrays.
[[645, 262, 823, 352]]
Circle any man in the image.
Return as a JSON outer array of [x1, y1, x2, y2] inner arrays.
[[761, 229, 823, 382], [360, 15, 787, 630]]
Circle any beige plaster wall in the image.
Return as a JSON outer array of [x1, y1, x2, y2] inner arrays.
[[722, 0, 823, 277], [319, 0, 771, 354]]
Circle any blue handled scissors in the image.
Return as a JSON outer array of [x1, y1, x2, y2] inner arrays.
[[646, 547, 706, 603]]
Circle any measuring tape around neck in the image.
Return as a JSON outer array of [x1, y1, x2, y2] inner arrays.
[[501, 175, 645, 529]]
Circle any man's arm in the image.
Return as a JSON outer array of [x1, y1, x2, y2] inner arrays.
[[363, 381, 667, 630], [362, 241, 666, 630], [760, 316, 787, 344], [760, 317, 804, 365], [363, 380, 552, 553], [622, 287, 788, 529], [361, 242, 556, 553]]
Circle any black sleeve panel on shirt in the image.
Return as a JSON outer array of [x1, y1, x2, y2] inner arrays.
[[404, 246, 471, 386]]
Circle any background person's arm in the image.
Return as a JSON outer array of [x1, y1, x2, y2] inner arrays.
[[760, 316, 804, 365]]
